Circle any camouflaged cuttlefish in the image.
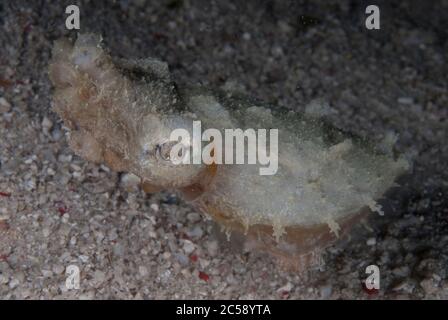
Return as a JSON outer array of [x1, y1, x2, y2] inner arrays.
[[49, 34, 409, 269]]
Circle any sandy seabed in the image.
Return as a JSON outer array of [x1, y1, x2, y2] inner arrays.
[[0, 0, 447, 299]]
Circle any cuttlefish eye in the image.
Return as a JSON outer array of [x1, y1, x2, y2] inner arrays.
[[156, 141, 189, 163]]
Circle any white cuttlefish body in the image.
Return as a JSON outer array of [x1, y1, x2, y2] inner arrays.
[[49, 34, 409, 269]]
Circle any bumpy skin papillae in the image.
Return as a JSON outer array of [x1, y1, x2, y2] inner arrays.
[[49, 34, 207, 189], [49, 34, 409, 267]]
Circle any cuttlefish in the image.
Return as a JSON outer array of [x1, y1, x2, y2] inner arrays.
[[49, 34, 409, 269]]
